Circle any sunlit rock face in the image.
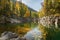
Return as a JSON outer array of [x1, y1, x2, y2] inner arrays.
[[24, 28, 42, 40], [39, 16, 60, 28]]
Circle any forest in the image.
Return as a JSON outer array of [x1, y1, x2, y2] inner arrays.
[[0, 0, 38, 23], [0, 0, 60, 40]]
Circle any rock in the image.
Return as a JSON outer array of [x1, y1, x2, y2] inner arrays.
[[0, 31, 18, 40], [0, 30, 42, 40], [1, 31, 8, 37], [10, 37, 26, 40]]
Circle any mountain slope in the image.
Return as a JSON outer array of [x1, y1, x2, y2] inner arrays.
[[0, 0, 38, 23]]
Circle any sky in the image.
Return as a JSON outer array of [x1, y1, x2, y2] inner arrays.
[[17, 0, 43, 11]]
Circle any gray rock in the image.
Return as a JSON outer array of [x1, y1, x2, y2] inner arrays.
[[0, 31, 18, 40]]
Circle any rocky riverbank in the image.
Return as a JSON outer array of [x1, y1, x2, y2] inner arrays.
[[0, 31, 26, 40], [0, 27, 42, 40]]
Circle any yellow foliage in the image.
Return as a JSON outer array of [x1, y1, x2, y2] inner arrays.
[[24, 9, 30, 17], [16, 26, 31, 35], [15, 2, 20, 11], [24, 23, 30, 27], [39, 24, 48, 40], [0, 0, 7, 9], [38, 11, 45, 17], [10, 0, 13, 11], [54, 13, 60, 16]]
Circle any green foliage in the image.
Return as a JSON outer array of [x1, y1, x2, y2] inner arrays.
[[45, 28, 60, 40]]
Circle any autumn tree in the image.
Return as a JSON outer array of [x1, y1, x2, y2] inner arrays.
[[39, 0, 60, 40], [0, 0, 14, 23], [44, 0, 60, 15], [24, 8, 30, 17]]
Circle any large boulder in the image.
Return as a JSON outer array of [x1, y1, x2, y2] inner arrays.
[[0, 31, 18, 40]]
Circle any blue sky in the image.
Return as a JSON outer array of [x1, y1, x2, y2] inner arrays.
[[17, 0, 43, 11]]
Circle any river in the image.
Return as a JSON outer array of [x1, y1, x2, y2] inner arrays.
[[0, 23, 43, 40]]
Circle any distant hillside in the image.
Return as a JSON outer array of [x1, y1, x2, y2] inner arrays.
[[14, 1, 37, 13], [25, 4, 37, 12], [27, 6, 37, 12], [22, 2, 37, 12]]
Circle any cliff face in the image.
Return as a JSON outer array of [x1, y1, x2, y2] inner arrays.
[[39, 16, 60, 28]]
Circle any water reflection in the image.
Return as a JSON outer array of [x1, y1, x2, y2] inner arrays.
[[0, 22, 43, 40], [0, 23, 38, 36], [0, 23, 43, 40], [24, 27, 42, 40]]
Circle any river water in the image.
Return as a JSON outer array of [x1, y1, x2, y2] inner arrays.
[[24, 27, 42, 40], [0, 23, 42, 40]]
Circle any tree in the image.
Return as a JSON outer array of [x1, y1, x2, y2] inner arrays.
[[24, 8, 30, 17], [44, 0, 60, 15], [39, 0, 60, 40]]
